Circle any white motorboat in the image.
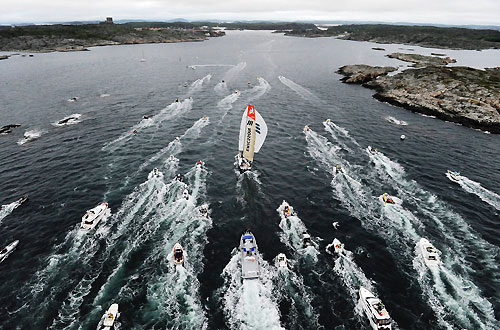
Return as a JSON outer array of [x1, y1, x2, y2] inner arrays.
[[0, 240, 19, 263], [240, 230, 260, 279], [182, 189, 189, 200], [279, 200, 294, 218], [67, 97, 79, 102], [275, 253, 288, 269], [175, 173, 184, 182], [172, 242, 184, 266], [304, 125, 310, 131], [381, 193, 395, 205], [152, 168, 160, 178], [302, 233, 312, 248], [169, 155, 176, 162], [196, 160, 204, 169], [419, 238, 440, 268], [400, 134, 406, 140], [367, 146, 378, 155], [446, 170, 461, 183], [236, 104, 268, 172], [102, 303, 119, 329], [332, 238, 345, 255], [359, 287, 392, 330], [325, 119, 331, 124], [80, 202, 108, 231]]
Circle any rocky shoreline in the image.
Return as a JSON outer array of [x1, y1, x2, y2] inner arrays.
[[0, 25, 223, 53], [337, 61, 500, 133]]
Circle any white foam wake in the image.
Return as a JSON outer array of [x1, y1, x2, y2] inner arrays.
[[214, 80, 229, 95], [219, 249, 284, 330], [222, 62, 247, 82], [18, 129, 44, 145], [278, 75, 322, 104], [244, 77, 271, 103], [102, 98, 193, 151], [188, 74, 212, 93], [276, 201, 319, 262], [217, 91, 240, 111], [0, 199, 23, 223], [451, 174, 500, 211]]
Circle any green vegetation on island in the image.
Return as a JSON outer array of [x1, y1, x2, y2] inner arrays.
[[285, 24, 500, 50], [0, 22, 224, 52]]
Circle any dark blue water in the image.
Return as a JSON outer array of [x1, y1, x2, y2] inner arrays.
[[1, 30, 499, 330]]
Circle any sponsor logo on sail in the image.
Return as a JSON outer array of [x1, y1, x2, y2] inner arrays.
[[247, 105, 256, 120]]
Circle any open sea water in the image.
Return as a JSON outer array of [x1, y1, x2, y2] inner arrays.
[[1, 30, 500, 329]]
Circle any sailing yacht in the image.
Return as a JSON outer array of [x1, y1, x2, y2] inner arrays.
[[236, 104, 268, 172]]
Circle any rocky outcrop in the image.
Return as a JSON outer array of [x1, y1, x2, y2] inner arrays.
[[337, 64, 500, 133], [337, 65, 397, 84], [387, 53, 455, 67]]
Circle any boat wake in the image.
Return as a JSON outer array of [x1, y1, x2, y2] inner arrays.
[[17, 129, 44, 145], [52, 113, 83, 127], [413, 241, 497, 329], [0, 199, 23, 223], [448, 173, 500, 211], [214, 80, 229, 95], [217, 91, 241, 111], [385, 116, 408, 126], [218, 249, 284, 330], [188, 74, 212, 94], [244, 77, 271, 103], [223, 62, 247, 82], [102, 98, 193, 151], [278, 76, 322, 104], [276, 201, 319, 262]]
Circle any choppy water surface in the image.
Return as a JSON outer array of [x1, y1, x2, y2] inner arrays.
[[1, 31, 500, 329]]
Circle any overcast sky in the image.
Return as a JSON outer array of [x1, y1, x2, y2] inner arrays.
[[2, 0, 500, 25]]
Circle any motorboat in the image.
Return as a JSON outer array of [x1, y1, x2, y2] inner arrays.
[[182, 189, 189, 200], [235, 152, 252, 172], [275, 253, 288, 269], [175, 173, 184, 182], [199, 203, 209, 217], [280, 200, 294, 218], [332, 238, 345, 255], [143, 115, 149, 119], [80, 202, 108, 231], [172, 242, 184, 265], [446, 170, 461, 183], [419, 238, 440, 268], [67, 97, 79, 102], [325, 119, 331, 124], [102, 303, 119, 329], [184, 82, 188, 87], [168, 155, 177, 162], [152, 168, 160, 177], [18, 195, 28, 205], [381, 193, 395, 205], [400, 134, 406, 140], [334, 164, 343, 174], [240, 230, 260, 279], [0, 240, 19, 263], [302, 233, 312, 248], [203, 115, 208, 120], [234, 89, 240, 94], [367, 146, 378, 155], [175, 136, 180, 142], [236, 104, 268, 173], [304, 125, 310, 131], [359, 287, 392, 330], [196, 160, 204, 169]]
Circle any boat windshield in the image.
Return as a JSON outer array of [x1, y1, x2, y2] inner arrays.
[[0, 248, 7, 254], [428, 255, 437, 260], [84, 220, 94, 225], [377, 318, 392, 325], [174, 250, 183, 260]]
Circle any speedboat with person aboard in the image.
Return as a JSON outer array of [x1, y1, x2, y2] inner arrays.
[[367, 146, 378, 155], [419, 238, 441, 268], [279, 200, 294, 218], [332, 238, 345, 255], [0, 240, 19, 263], [172, 242, 184, 266], [381, 193, 395, 204], [446, 170, 461, 183], [359, 287, 392, 330], [182, 189, 189, 200], [101, 303, 119, 329], [302, 233, 312, 248], [240, 230, 260, 279], [80, 202, 108, 231], [275, 253, 288, 269]]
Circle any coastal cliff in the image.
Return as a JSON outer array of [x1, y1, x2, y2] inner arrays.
[[337, 63, 500, 133]]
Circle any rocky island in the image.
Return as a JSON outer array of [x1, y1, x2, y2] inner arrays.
[[338, 59, 500, 133], [285, 24, 500, 50], [0, 21, 224, 53]]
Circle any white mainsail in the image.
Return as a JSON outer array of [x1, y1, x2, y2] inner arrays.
[[238, 104, 267, 162]]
